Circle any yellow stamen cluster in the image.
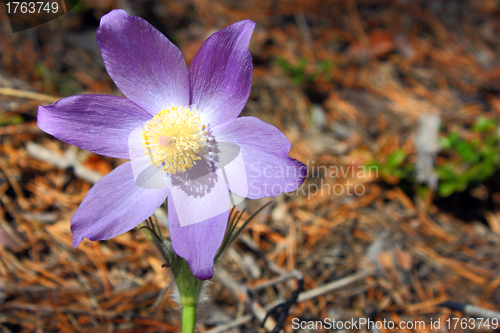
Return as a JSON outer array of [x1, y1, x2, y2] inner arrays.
[[142, 106, 205, 174]]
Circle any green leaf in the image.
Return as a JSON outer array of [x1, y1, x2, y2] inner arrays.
[[447, 132, 460, 147], [390, 169, 407, 179], [439, 179, 467, 197], [402, 163, 415, 173], [480, 145, 498, 163], [456, 141, 478, 162], [0, 114, 23, 126], [386, 149, 407, 169], [461, 163, 485, 181], [317, 60, 334, 72], [438, 136, 451, 150], [275, 56, 292, 72], [438, 181, 456, 197], [435, 164, 457, 180], [296, 58, 308, 71], [473, 116, 496, 133]]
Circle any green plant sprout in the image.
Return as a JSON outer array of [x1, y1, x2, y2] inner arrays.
[[370, 116, 500, 197], [275, 57, 335, 85]]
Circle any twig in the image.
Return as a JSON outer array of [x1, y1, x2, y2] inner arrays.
[[439, 301, 500, 320], [207, 300, 287, 333], [1, 301, 114, 316], [208, 270, 374, 332], [262, 278, 304, 333], [0, 122, 40, 136], [207, 314, 252, 333], [251, 270, 303, 292], [215, 270, 277, 332], [0, 87, 59, 103], [297, 269, 375, 302], [26, 143, 102, 184], [239, 234, 288, 276]]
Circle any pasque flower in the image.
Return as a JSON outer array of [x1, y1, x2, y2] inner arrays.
[[38, 9, 307, 280]]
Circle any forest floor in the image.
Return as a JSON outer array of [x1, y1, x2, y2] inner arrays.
[[1, 0, 500, 332]]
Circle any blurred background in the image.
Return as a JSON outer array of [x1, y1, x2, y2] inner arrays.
[[1, 0, 500, 332]]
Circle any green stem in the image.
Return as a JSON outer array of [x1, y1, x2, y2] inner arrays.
[[182, 304, 197, 333], [173, 258, 201, 333], [158, 241, 201, 333]]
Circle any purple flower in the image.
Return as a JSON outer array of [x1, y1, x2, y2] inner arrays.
[[37, 9, 307, 280]]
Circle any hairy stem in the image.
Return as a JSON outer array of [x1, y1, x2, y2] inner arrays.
[[158, 240, 201, 333]]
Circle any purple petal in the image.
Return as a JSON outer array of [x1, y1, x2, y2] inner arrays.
[[189, 20, 255, 127], [71, 160, 167, 247], [38, 94, 151, 159], [167, 181, 230, 280], [211, 117, 307, 199], [96, 9, 190, 115]]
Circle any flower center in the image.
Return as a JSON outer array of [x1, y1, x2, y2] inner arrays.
[[141, 106, 205, 174]]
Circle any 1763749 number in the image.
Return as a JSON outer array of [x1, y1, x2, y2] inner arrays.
[[6, 1, 59, 14], [446, 318, 499, 330]]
